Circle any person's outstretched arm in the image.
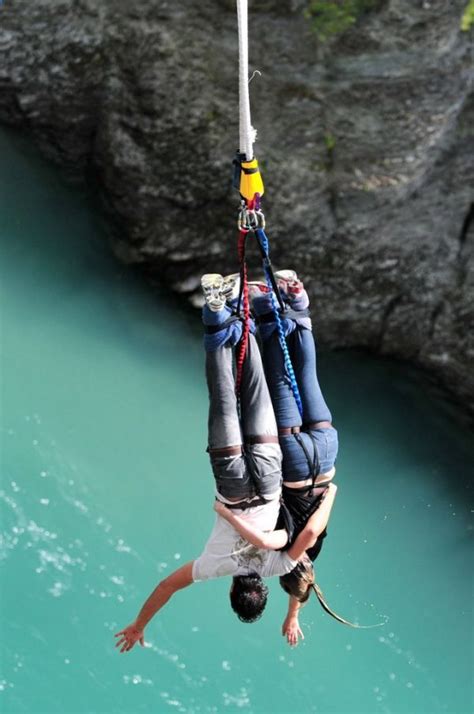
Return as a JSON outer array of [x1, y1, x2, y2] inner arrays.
[[287, 483, 338, 562], [282, 596, 304, 647], [214, 501, 288, 549], [114, 562, 194, 653]]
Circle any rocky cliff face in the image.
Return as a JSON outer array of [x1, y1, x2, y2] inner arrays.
[[1, 0, 473, 413]]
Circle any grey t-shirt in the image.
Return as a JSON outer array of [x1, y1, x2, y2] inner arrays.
[[192, 500, 298, 581]]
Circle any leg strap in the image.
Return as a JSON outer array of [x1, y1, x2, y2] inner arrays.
[[294, 432, 319, 485], [244, 435, 279, 445], [307, 431, 320, 487], [204, 314, 242, 335], [278, 426, 301, 436], [208, 445, 243, 457]]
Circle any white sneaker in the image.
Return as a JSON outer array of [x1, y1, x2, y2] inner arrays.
[[274, 270, 304, 299], [201, 273, 225, 312], [248, 281, 271, 301], [222, 273, 241, 304]]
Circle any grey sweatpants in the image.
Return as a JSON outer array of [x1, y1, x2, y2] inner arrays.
[[206, 334, 282, 501]]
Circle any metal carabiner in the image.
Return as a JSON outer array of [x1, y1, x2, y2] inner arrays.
[[254, 210, 266, 230], [237, 203, 266, 232]]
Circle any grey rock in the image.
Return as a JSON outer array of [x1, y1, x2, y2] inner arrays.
[[1, 0, 473, 414]]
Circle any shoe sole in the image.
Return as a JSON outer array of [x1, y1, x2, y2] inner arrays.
[[274, 270, 303, 296], [222, 273, 241, 302], [201, 273, 224, 290], [274, 270, 297, 282]]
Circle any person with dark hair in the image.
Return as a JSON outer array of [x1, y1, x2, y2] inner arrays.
[[115, 273, 301, 653], [214, 480, 337, 642], [215, 270, 339, 647], [230, 575, 269, 624]]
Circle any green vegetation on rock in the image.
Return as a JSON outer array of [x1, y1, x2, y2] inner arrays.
[[461, 0, 474, 30], [324, 131, 336, 152], [305, 0, 381, 41]]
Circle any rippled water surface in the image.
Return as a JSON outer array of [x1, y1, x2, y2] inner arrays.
[[1, 129, 472, 714]]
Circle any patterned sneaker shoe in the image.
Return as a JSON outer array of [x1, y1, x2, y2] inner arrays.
[[221, 273, 241, 304], [274, 269, 304, 300], [248, 281, 273, 320], [248, 281, 271, 301], [201, 273, 225, 312]]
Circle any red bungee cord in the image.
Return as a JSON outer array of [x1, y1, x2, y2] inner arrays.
[[235, 223, 251, 396]]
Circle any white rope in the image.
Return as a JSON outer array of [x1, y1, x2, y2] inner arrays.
[[237, 0, 257, 161]]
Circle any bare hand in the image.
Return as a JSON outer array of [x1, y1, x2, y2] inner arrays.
[[114, 623, 145, 653], [282, 616, 304, 648]]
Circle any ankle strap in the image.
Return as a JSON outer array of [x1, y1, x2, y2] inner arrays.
[[204, 314, 243, 335]]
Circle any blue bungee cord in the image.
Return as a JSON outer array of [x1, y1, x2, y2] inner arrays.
[[255, 226, 304, 418]]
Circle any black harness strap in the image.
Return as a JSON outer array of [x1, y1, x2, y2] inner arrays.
[[294, 431, 320, 494], [254, 230, 286, 312], [232, 151, 247, 190], [204, 314, 242, 334], [307, 431, 320, 489]]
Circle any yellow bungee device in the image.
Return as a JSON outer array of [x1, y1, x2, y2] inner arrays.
[[233, 153, 265, 201], [239, 158, 264, 200]]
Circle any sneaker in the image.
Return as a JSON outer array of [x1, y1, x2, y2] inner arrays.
[[248, 281, 271, 301], [201, 273, 225, 312], [274, 269, 304, 300], [222, 273, 241, 304], [248, 281, 274, 319]]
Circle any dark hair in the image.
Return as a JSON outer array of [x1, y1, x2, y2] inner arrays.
[[230, 575, 269, 623]]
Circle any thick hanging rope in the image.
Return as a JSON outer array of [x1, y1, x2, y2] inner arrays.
[[234, 0, 254, 399], [237, 0, 256, 161], [234, 0, 302, 418]]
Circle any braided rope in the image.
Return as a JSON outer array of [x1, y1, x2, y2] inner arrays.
[[235, 229, 251, 396], [255, 227, 303, 417]]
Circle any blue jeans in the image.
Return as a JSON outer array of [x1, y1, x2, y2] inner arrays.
[[261, 313, 338, 482]]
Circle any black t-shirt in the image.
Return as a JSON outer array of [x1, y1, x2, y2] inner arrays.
[[279, 485, 328, 561]]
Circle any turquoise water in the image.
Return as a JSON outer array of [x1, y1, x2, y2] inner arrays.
[[0, 128, 472, 714]]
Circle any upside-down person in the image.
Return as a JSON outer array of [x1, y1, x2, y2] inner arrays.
[[215, 270, 340, 647], [115, 273, 325, 653]]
